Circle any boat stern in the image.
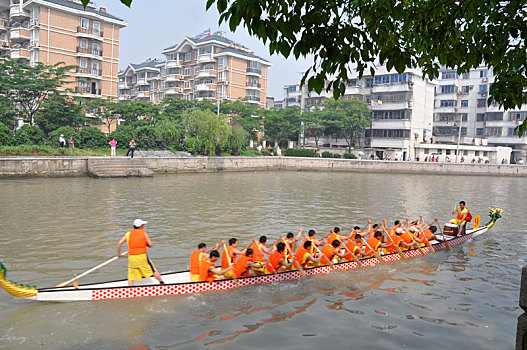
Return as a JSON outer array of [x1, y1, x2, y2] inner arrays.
[[0, 262, 38, 299]]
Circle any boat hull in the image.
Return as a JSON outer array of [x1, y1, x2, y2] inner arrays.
[[34, 227, 487, 302]]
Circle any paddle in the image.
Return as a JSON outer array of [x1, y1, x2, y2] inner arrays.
[[418, 226, 436, 254], [314, 245, 335, 267], [341, 243, 363, 266], [284, 240, 306, 277], [222, 243, 237, 281], [361, 238, 386, 263], [410, 233, 427, 256], [435, 219, 451, 251], [55, 251, 127, 288], [381, 223, 406, 259]]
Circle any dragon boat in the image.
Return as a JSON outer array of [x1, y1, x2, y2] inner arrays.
[[0, 208, 502, 302]]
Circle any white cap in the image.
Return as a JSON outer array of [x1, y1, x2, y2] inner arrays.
[[396, 228, 404, 234], [60, 134, 64, 136], [409, 226, 418, 232], [133, 219, 147, 227]]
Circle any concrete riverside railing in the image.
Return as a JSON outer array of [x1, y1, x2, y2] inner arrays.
[[0, 156, 527, 177], [517, 266, 527, 349]]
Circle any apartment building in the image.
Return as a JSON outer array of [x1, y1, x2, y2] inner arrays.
[[118, 58, 164, 104], [433, 66, 527, 162], [159, 31, 271, 108], [0, 0, 126, 100]]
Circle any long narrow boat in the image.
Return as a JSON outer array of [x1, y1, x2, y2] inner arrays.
[[0, 208, 502, 302]]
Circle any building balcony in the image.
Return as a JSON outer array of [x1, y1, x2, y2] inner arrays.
[[197, 54, 214, 63], [118, 82, 128, 89], [486, 136, 527, 145], [10, 5, 29, 20], [75, 67, 102, 79], [166, 59, 182, 68], [165, 87, 183, 95], [118, 94, 131, 101], [195, 83, 215, 91], [10, 28, 30, 42], [76, 47, 103, 59], [165, 73, 183, 82], [75, 86, 102, 96], [246, 95, 261, 103], [484, 120, 507, 128], [76, 27, 104, 40], [371, 82, 413, 93], [246, 67, 262, 76], [136, 91, 150, 98], [246, 81, 261, 89], [371, 120, 411, 129], [371, 101, 412, 110], [135, 78, 149, 86], [10, 47, 29, 60], [197, 69, 216, 78], [369, 139, 409, 149], [0, 19, 7, 31]]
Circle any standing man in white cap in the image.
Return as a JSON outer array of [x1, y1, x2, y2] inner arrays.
[[117, 219, 165, 286], [59, 134, 65, 148]]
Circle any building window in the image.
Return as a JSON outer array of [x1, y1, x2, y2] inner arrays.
[[441, 70, 458, 79], [184, 81, 190, 89], [486, 112, 503, 121], [80, 18, 89, 29], [461, 100, 468, 107], [440, 100, 457, 107], [440, 85, 457, 94], [217, 84, 225, 98], [92, 21, 100, 36], [78, 79, 87, 87], [479, 84, 487, 92], [424, 149, 429, 154], [194, 66, 200, 75], [484, 127, 502, 136], [508, 128, 519, 136], [446, 149, 451, 155], [218, 57, 227, 68], [462, 73, 470, 79], [463, 150, 469, 156], [217, 70, 226, 82], [461, 85, 470, 94], [462, 113, 468, 121], [247, 61, 262, 74], [365, 129, 410, 138], [480, 70, 487, 78], [80, 38, 88, 49], [184, 68, 191, 76], [477, 99, 487, 107], [184, 53, 191, 62], [509, 112, 527, 121], [475, 151, 480, 156], [92, 42, 99, 55], [372, 110, 411, 120], [30, 49, 39, 65], [79, 57, 87, 68], [476, 128, 483, 135]]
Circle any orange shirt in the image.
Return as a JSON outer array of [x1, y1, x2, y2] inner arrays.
[[423, 228, 434, 241], [401, 231, 414, 245], [252, 242, 264, 262], [321, 243, 337, 263], [190, 250, 205, 275], [199, 259, 216, 282], [221, 246, 236, 268], [127, 228, 147, 255], [233, 255, 253, 278]]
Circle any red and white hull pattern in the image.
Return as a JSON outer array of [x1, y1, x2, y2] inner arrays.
[[31, 226, 488, 302]]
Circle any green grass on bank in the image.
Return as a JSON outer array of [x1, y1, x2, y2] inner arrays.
[[0, 145, 128, 157]]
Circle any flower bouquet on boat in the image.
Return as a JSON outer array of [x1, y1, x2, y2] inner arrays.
[[0, 207, 503, 302]]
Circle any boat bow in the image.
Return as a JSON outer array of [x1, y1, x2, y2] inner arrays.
[[485, 208, 503, 229], [0, 262, 38, 299]]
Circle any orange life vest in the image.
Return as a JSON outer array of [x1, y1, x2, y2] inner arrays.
[[190, 250, 205, 275], [221, 246, 236, 268], [306, 236, 316, 254], [344, 240, 360, 260], [294, 247, 310, 268], [252, 242, 264, 262], [199, 258, 216, 282], [401, 231, 414, 245], [328, 233, 342, 247], [321, 243, 336, 263], [127, 228, 147, 255], [423, 228, 434, 240], [233, 255, 253, 278], [386, 235, 402, 253], [457, 207, 473, 222], [365, 236, 381, 256], [269, 250, 285, 270]]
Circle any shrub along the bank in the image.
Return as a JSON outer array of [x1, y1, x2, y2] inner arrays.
[[15, 125, 45, 146], [48, 126, 77, 147], [283, 148, 316, 157], [343, 153, 357, 159], [77, 127, 107, 148], [321, 151, 340, 158], [0, 122, 15, 146]]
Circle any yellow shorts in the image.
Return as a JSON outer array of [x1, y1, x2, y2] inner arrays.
[[450, 218, 465, 225], [224, 270, 235, 279], [128, 254, 157, 281], [190, 273, 200, 282]]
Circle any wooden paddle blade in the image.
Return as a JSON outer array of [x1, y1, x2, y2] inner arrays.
[[373, 251, 386, 263], [294, 261, 306, 278], [426, 242, 436, 254]]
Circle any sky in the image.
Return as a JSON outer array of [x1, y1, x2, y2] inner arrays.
[[94, 0, 313, 100]]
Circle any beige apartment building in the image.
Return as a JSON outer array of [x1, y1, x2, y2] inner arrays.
[[0, 0, 126, 100], [118, 58, 164, 104], [118, 31, 271, 108]]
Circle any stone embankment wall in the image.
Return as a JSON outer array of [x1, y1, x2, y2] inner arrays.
[[1, 156, 527, 177]]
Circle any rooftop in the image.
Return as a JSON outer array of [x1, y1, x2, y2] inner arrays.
[[38, 0, 125, 22]]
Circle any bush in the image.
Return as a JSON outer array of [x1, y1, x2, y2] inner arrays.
[[77, 127, 107, 149], [48, 126, 77, 147], [15, 125, 45, 146], [283, 148, 316, 157], [0, 122, 15, 146], [135, 125, 158, 149], [109, 125, 136, 150], [343, 153, 357, 159], [240, 149, 260, 156]]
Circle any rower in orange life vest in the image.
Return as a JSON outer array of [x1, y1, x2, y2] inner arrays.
[[232, 249, 262, 277], [413, 216, 441, 245], [189, 241, 221, 282], [266, 242, 295, 273], [364, 231, 393, 257], [294, 240, 323, 268], [199, 250, 233, 282], [320, 240, 347, 264], [306, 230, 322, 256], [117, 219, 165, 286], [282, 228, 303, 261], [324, 227, 349, 247], [222, 238, 248, 279], [449, 201, 472, 227], [344, 233, 368, 260], [251, 236, 272, 263], [389, 227, 416, 251]]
